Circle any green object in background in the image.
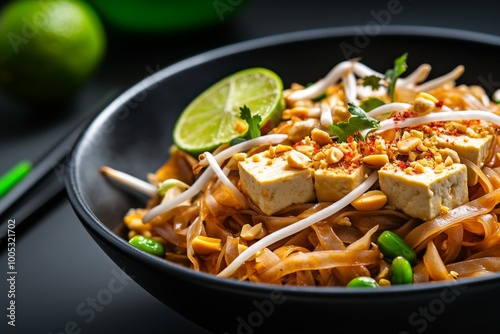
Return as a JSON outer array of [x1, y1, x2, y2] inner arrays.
[[0, 160, 32, 198], [0, 0, 106, 105], [84, 0, 248, 33]]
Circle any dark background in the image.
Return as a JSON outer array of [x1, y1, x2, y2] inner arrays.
[[1, 0, 500, 333]]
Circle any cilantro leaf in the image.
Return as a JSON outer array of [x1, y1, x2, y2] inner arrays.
[[239, 105, 262, 139], [362, 75, 383, 90], [329, 102, 380, 142], [384, 53, 408, 102], [359, 97, 385, 112]]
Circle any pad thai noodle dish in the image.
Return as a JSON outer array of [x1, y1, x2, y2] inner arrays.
[[101, 53, 500, 287]]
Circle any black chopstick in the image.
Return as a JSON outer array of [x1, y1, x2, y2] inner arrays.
[[0, 125, 82, 241], [0, 89, 121, 242]]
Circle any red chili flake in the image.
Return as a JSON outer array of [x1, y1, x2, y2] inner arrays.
[[397, 160, 408, 169], [347, 135, 354, 143], [435, 101, 444, 109]]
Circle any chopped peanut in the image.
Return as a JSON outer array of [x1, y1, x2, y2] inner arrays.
[[325, 146, 344, 164], [285, 107, 311, 119], [438, 148, 460, 163], [378, 278, 391, 286], [416, 92, 439, 103], [434, 164, 445, 174], [287, 150, 312, 169], [351, 190, 387, 211], [233, 153, 247, 161], [413, 97, 435, 114], [363, 154, 389, 169], [313, 151, 326, 161], [252, 154, 261, 162], [444, 156, 454, 167], [275, 144, 293, 154], [240, 223, 266, 240], [294, 144, 316, 156], [397, 137, 422, 153], [311, 128, 333, 146]]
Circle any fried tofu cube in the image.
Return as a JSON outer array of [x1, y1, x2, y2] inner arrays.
[[434, 134, 493, 186], [314, 165, 370, 202], [378, 162, 468, 221], [238, 151, 316, 215]]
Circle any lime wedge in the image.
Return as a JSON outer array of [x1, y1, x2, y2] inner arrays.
[[173, 67, 285, 156]]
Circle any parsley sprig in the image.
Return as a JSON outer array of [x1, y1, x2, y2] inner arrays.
[[329, 102, 380, 142], [385, 53, 408, 102], [361, 53, 408, 102], [239, 105, 262, 139], [362, 75, 382, 90]]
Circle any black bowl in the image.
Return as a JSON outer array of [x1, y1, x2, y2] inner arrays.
[[66, 26, 500, 333]]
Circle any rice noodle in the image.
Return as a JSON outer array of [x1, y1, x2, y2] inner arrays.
[[217, 172, 379, 278], [111, 56, 500, 287], [204, 152, 248, 208], [143, 134, 288, 222]]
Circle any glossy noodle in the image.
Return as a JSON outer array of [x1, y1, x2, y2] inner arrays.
[[103, 55, 500, 287]]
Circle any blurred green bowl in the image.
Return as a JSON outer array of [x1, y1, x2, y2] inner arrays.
[[84, 0, 248, 34]]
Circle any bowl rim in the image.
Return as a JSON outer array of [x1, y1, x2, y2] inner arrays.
[[66, 24, 500, 298]]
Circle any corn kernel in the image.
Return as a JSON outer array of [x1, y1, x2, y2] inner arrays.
[[192, 235, 222, 255], [234, 120, 248, 134]]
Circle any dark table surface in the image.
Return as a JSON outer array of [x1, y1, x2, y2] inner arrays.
[[2, 0, 500, 333]]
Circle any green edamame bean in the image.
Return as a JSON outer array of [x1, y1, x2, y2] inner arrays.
[[346, 276, 379, 288], [129, 235, 165, 257], [391, 256, 413, 285], [377, 230, 417, 265]]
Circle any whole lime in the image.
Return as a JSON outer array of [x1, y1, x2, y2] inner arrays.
[[85, 0, 247, 34], [0, 0, 106, 105]]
